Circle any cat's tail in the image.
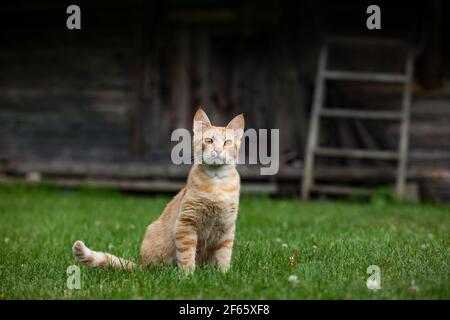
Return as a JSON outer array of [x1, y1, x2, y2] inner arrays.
[[72, 240, 136, 270]]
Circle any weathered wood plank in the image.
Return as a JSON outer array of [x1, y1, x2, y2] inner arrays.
[[315, 147, 398, 160]]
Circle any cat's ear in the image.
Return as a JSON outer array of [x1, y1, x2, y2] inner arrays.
[[193, 108, 211, 134], [226, 114, 245, 140]]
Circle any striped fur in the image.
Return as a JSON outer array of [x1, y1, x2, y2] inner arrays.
[[72, 240, 136, 269], [72, 108, 244, 274]]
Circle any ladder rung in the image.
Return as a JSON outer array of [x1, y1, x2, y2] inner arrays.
[[310, 184, 372, 195], [326, 36, 406, 48], [324, 70, 407, 83], [315, 147, 399, 160], [321, 108, 402, 120]]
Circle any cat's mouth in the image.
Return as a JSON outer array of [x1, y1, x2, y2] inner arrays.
[[203, 157, 235, 165], [203, 154, 234, 165], [204, 156, 225, 165]]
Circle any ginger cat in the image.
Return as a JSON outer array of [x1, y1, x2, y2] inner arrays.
[[72, 109, 244, 273]]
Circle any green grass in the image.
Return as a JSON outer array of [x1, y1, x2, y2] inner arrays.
[[0, 183, 449, 299]]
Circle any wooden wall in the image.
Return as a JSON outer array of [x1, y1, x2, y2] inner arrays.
[[0, 0, 448, 200], [0, 0, 315, 166], [0, 2, 143, 162]]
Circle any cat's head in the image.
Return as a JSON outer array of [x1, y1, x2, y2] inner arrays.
[[193, 108, 245, 166]]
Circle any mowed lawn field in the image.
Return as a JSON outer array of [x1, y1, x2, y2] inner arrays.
[[0, 183, 449, 299]]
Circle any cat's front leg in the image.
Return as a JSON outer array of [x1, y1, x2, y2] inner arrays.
[[174, 212, 198, 274], [213, 225, 235, 272]]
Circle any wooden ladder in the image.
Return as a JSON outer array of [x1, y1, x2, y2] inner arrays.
[[301, 36, 415, 200]]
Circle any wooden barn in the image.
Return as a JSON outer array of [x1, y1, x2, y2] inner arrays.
[[0, 0, 449, 202]]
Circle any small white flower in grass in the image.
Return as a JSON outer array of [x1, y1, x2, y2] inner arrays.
[[288, 275, 298, 282], [275, 238, 282, 243], [410, 280, 419, 294], [108, 243, 114, 250], [4, 238, 9, 243], [281, 243, 288, 248], [420, 244, 429, 250], [288, 275, 299, 286], [312, 245, 318, 250]]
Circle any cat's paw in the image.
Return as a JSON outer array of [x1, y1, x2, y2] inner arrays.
[[72, 240, 94, 265], [179, 264, 195, 276], [218, 265, 230, 273]]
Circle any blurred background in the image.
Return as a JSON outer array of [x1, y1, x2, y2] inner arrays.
[[0, 0, 449, 202]]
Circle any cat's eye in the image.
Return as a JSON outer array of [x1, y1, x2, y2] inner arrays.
[[224, 139, 233, 147], [204, 137, 213, 144]]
